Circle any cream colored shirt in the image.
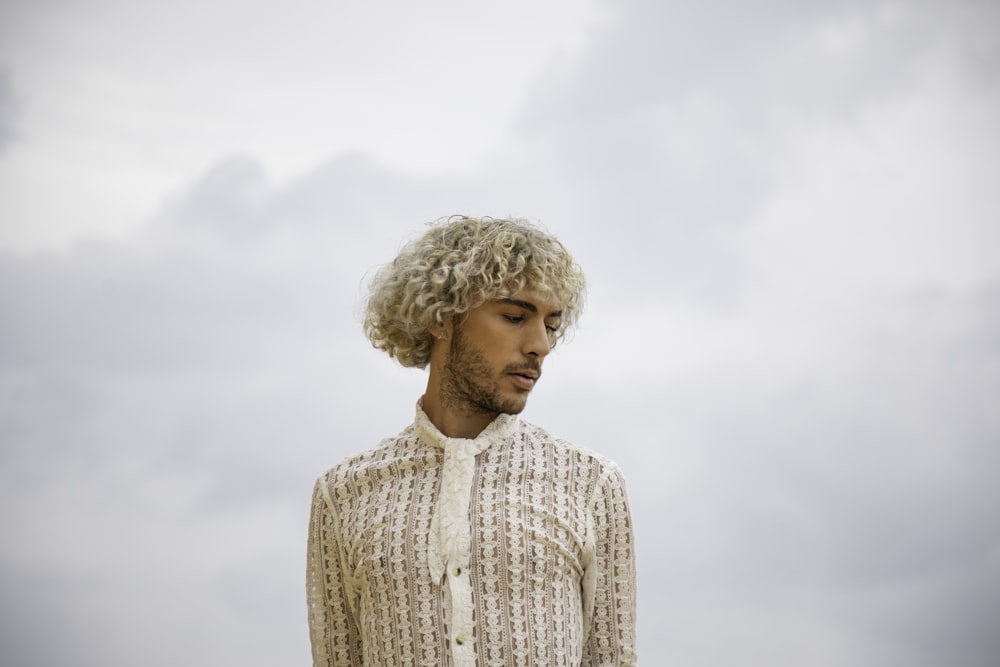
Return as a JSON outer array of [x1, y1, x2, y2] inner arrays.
[[307, 403, 637, 666]]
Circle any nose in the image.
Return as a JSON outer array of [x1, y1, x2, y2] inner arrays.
[[523, 318, 552, 359]]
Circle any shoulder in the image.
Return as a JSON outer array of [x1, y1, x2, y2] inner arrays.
[[516, 419, 627, 484], [314, 423, 427, 499]]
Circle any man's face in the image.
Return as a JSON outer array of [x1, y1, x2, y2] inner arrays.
[[440, 289, 563, 418]]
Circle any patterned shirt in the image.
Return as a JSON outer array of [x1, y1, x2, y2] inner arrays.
[[307, 403, 637, 666]]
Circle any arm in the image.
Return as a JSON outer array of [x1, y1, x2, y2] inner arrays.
[[306, 475, 363, 667], [582, 463, 638, 666]]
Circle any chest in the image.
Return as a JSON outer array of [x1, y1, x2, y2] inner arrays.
[[334, 444, 596, 587]]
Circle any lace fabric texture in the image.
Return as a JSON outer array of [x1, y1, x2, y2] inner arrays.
[[307, 404, 637, 666]]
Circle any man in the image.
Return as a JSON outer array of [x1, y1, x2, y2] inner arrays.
[[307, 216, 637, 666]]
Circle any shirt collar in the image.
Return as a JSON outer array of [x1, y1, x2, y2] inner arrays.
[[415, 399, 519, 455]]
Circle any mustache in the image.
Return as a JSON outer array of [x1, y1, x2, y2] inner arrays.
[[503, 361, 542, 377]]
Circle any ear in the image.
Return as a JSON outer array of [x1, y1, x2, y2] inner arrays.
[[430, 321, 451, 341]]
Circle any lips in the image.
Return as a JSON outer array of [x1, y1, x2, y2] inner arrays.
[[508, 367, 541, 390]]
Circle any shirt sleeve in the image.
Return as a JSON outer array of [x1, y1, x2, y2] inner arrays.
[[582, 463, 638, 666], [306, 475, 364, 667]]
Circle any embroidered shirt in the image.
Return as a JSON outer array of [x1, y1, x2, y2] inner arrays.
[[306, 403, 637, 666]]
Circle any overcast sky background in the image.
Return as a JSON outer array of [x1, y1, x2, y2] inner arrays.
[[1, 0, 999, 665]]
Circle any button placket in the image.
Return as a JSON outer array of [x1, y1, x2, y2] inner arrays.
[[416, 404, 518, 666]]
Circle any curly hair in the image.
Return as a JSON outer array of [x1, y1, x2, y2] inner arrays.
[[363, 215, 587, 368]]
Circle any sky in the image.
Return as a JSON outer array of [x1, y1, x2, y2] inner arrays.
[[1, 0, 999, 665]]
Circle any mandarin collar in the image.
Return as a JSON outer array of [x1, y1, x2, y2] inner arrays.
[[415, 399, 519, 454]]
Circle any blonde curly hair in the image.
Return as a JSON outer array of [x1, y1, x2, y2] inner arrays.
[[364, 215, 586, 368]]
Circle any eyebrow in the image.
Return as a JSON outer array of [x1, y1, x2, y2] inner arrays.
[[497, 298, 562, 319]]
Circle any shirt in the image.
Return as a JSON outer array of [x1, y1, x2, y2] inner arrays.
[[306, 403, 637, 666]]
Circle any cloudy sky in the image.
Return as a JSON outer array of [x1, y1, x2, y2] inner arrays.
[[1, 0, 999, 665]]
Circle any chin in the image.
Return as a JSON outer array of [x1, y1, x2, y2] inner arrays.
[[499, 397, 529, 415]]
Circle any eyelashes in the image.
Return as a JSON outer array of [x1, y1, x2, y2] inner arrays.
[[503, 314, 560, 335]]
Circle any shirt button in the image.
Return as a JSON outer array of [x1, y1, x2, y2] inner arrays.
[[451, 566, 462, 577], [455, 635, 466, 645]]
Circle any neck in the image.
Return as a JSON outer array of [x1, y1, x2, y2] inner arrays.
[[420, 388, 497, 440]]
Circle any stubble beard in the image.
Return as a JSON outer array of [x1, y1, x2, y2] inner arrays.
[[441, 327, 527, 418]]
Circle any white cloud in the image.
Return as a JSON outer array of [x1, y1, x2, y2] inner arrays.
[[0, 0, 603, 251], [751, 51, 1000, 292], [1, 1, 999, 665]]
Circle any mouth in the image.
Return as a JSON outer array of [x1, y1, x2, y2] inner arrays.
[[508, 368, 541, 390]]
